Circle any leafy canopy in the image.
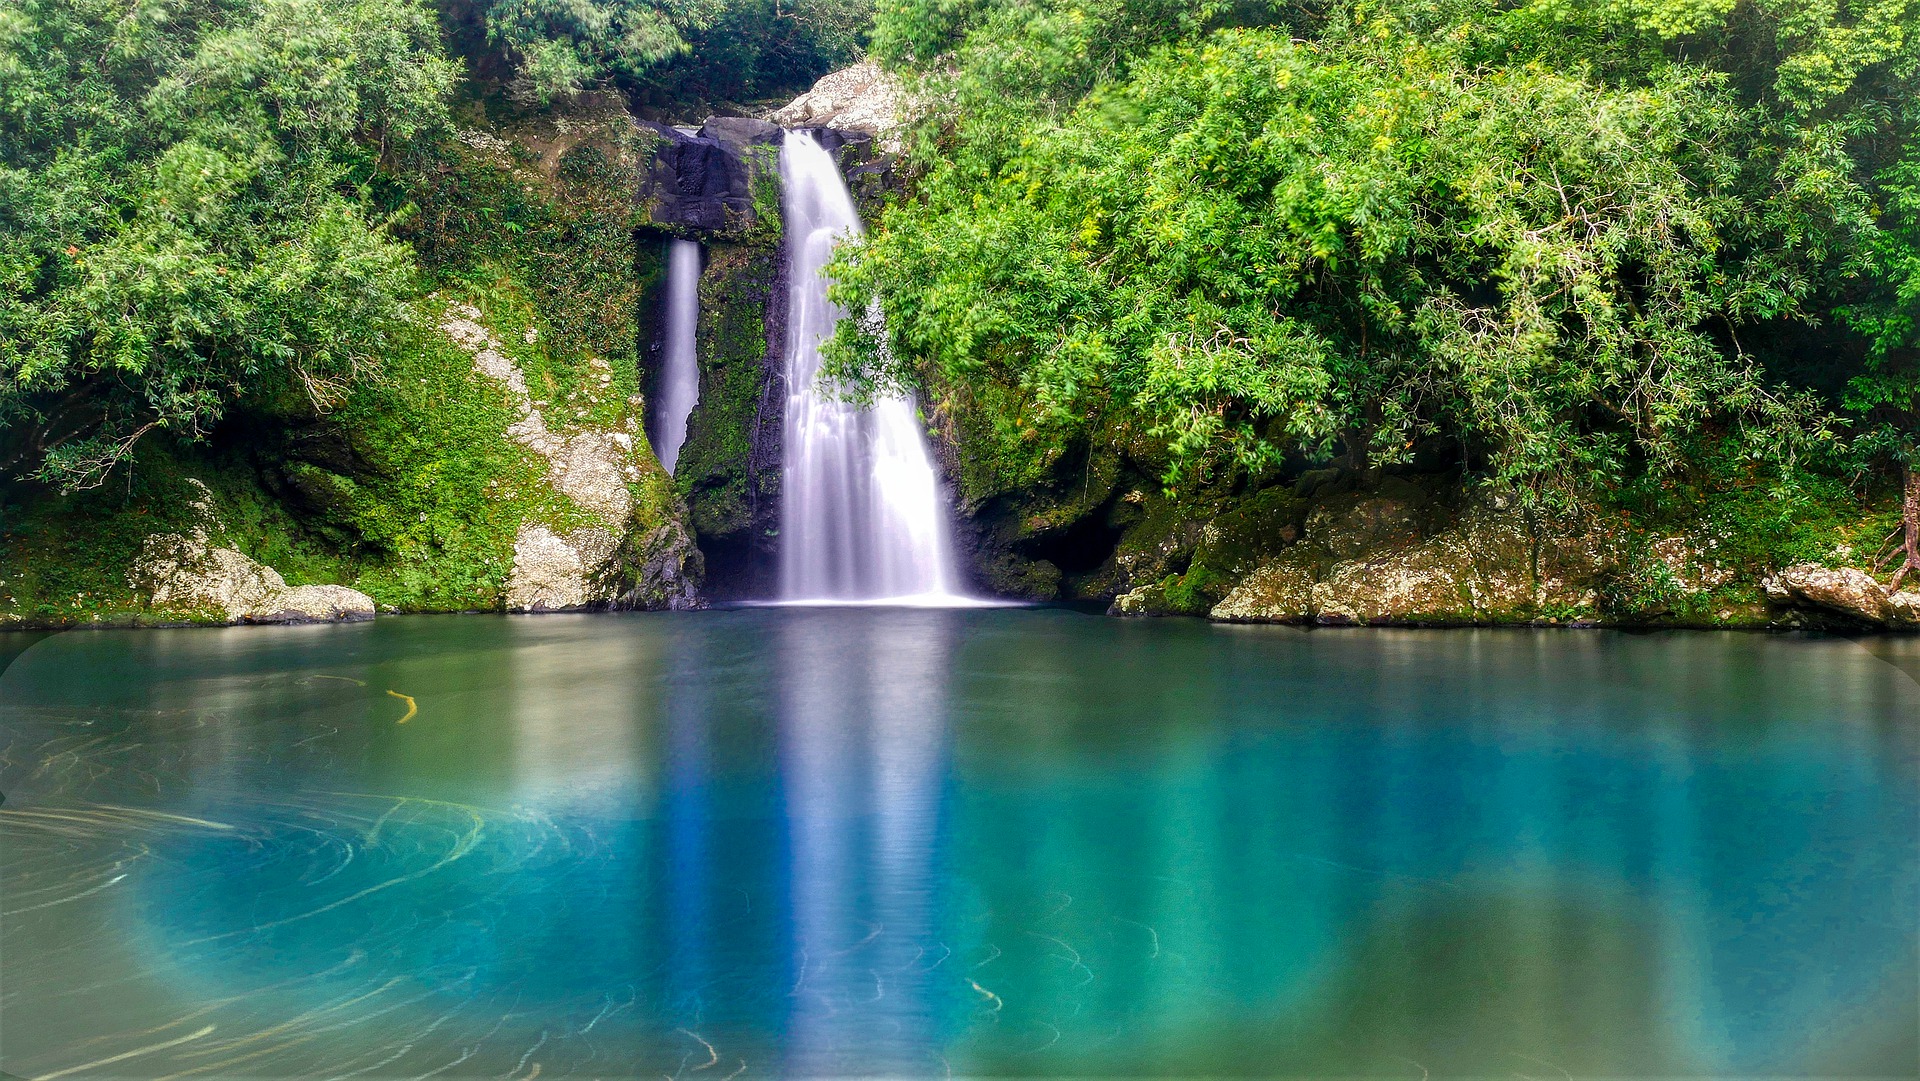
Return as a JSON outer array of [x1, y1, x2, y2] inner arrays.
[[480, 0, 871, 105], [0, 0, 455, 489], [833, 0, 1917, 498]]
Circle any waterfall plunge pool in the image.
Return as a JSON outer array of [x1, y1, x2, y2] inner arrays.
[[1, 610, 1914, 1078]]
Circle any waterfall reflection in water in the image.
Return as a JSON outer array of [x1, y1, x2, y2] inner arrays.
[[0, 612, 1914, 1079]]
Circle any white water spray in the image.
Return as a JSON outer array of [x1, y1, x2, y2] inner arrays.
[[655, 238, 702, 474], [778, 131, 964, 604]]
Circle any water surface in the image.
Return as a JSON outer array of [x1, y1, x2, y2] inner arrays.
[[1, 611, 1915, 1078]]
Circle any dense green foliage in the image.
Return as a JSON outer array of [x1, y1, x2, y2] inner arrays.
[[0, 0, 454, 489], [0, 0, 851, 496], [0, 0, 701, 622], [834, 0, 1919, 505], [473, 0, 866, 106]]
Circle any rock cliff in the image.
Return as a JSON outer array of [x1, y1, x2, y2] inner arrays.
[[442, 303, 701, 611]]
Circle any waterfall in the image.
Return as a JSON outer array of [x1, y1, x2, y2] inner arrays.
[[654, 239, 702, 474], [778, 131, 965, 603]]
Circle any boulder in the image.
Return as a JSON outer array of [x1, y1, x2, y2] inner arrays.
[[128, 480, 374, 624], [1765, 563, 1894, 625], [1314, 534, 1476, 625], [251, 585, 375, 624], [1210, 549, 1326, 622], [770, 62, 904, 144], [504, 523, 619, 612], [1462, 507, 1547, 616], [1890, 591, 1920, 625], [1537, 526, 1611, 614], [131, 533, 287, 620]]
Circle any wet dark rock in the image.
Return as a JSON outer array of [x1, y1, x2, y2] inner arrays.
[[637, 119, 779, 235]]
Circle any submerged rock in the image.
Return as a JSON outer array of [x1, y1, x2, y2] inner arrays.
[[127, 481, 373, 624]]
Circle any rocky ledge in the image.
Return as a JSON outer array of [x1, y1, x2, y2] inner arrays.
[[1181, 487, 1669, 626], [1761, 564, 1920, 628], [1096, 477, 1915, 631]]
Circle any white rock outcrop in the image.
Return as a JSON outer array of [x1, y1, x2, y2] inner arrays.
[[441, 304, 643, 523], [771, 62, 904, 144], [128, 480, 374, 624], [441, 303, 672, 612], [1763, 563, 1898, 625], [504, 524, 620, 611]]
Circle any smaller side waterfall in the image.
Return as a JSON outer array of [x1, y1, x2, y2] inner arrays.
[[654, 239, 702, 474], [779, 131, 964, 603]]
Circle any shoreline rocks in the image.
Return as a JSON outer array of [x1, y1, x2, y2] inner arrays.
[[127, 481, 375, 625], [1763, 563, 1920, 628], [1096, 478, 1906, 631]]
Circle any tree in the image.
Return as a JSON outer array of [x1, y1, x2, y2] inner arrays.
[[0, 0, 454, 490], [833, 20, 1850, 500], [831, 0, 1914, 515]]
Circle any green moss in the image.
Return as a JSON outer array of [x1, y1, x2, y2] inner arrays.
[[281, 308, 550, 609], [935, 373, 1078, 509], [390, 119, 656, 433], [1158, 564, 1227, 615], [675, 240, 781, 539], [1591, 438, 1895, 626], [0, 443, 211, 625]]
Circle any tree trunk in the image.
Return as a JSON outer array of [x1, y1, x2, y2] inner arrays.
[[1891, 462, 1920, 591]]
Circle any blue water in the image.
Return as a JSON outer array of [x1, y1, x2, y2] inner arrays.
[[0, 611, 1914, 1078]]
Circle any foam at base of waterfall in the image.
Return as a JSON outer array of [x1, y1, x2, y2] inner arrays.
[[745, 593, 1023, 609]]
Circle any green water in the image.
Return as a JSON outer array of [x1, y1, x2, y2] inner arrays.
[[0, 610, 1915, 1079]]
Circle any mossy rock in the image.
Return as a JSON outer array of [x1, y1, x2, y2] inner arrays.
[[670, 238, 785, 595]]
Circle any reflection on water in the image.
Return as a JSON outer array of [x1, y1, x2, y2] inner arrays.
[[0, 612, 1915, 1079]]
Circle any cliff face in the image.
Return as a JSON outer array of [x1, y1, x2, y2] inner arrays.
[[632, 105, 894, 599]]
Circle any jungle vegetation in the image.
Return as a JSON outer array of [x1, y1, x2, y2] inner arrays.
[[830, 0, 1920, 578], [0, 0, 857, 495]]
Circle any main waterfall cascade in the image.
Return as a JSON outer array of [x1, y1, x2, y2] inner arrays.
[[654, 239, 702, 474], [778, 131, 966, 603]]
